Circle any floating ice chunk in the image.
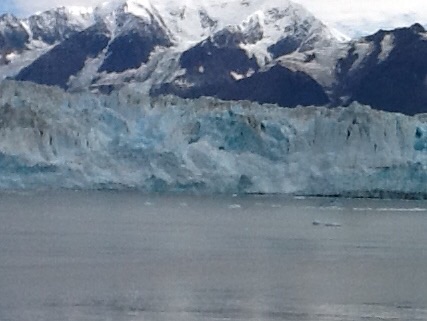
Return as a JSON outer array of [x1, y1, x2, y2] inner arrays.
[[313, 221, 341, 227], [294, 196, 307, 200], [324, 222, 341, 227], [376, 207, 427, 212], [228, 204, 242, 209]]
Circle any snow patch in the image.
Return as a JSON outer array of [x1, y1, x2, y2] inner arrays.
[[330, 27, 351, 42], [230, 69, 255, 80], [125, 0, 152, 21], [378, 34, 394, 62], [350, 41, 374, 71]]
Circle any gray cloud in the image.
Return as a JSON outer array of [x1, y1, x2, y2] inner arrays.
[[293, 0, 427, 37]]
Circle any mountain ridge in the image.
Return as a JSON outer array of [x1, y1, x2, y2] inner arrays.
[[0, 0, 427, 114]]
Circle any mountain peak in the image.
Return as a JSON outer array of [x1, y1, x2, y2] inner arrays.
[[4, 0, 348, 105], [95, 0, 153, 16], [410, 23, 425, 33]]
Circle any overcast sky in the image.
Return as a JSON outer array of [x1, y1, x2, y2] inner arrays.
[[295, 0, 427, 37], [1, 0, 426, 37]]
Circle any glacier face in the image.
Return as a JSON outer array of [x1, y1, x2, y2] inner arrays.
[[0, 80, 426, 196]]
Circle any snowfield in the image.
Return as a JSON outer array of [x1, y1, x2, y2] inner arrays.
[[0, 80, 426, 197]]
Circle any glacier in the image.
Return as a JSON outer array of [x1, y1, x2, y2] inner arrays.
[[0, 80, 427, 197]]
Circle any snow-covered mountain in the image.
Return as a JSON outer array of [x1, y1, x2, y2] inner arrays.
[[24, 6, 94, 44], [0, 7, 93, 75], [0, 80, 427, 197], [1, 0, 344, 100], [334, 23, 427, 115], [1, 0, 427, 114], [151, 0, 341, 106]]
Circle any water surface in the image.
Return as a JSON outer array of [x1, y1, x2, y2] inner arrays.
[[1, 191, 427, 320]]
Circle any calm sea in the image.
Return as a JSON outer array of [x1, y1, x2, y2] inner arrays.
[[1, 191, 427, 321]]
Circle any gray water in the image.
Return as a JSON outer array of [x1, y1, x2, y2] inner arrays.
[[1, 192, 427, 321]]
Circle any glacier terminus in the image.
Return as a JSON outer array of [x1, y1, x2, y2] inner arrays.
[[0, 0, 426, 195], [0, 81, 427, 197]]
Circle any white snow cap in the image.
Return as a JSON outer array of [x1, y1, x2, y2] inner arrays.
[[14, 0, 426, 38]]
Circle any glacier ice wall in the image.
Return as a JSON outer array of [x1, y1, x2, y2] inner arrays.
[[0, 80, 427, 196]]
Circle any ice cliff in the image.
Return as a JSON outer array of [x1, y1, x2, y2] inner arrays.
[[0, 80, 426, 197]]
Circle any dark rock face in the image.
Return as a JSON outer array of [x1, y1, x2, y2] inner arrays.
[[0, 14, 29, 52], [268, 36, 301, 58], [98, 13, 172, 73], [157, 54, 328, 107], [210, 25, 261, 47], [155, 24, 329, 107], [153, 26, 260, 98], [336, 24, 427, 115], [218, 65, 330, 107], [15, 24, 110, 89]]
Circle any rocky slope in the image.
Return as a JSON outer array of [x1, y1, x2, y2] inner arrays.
[[0, 0, 342, 102]]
